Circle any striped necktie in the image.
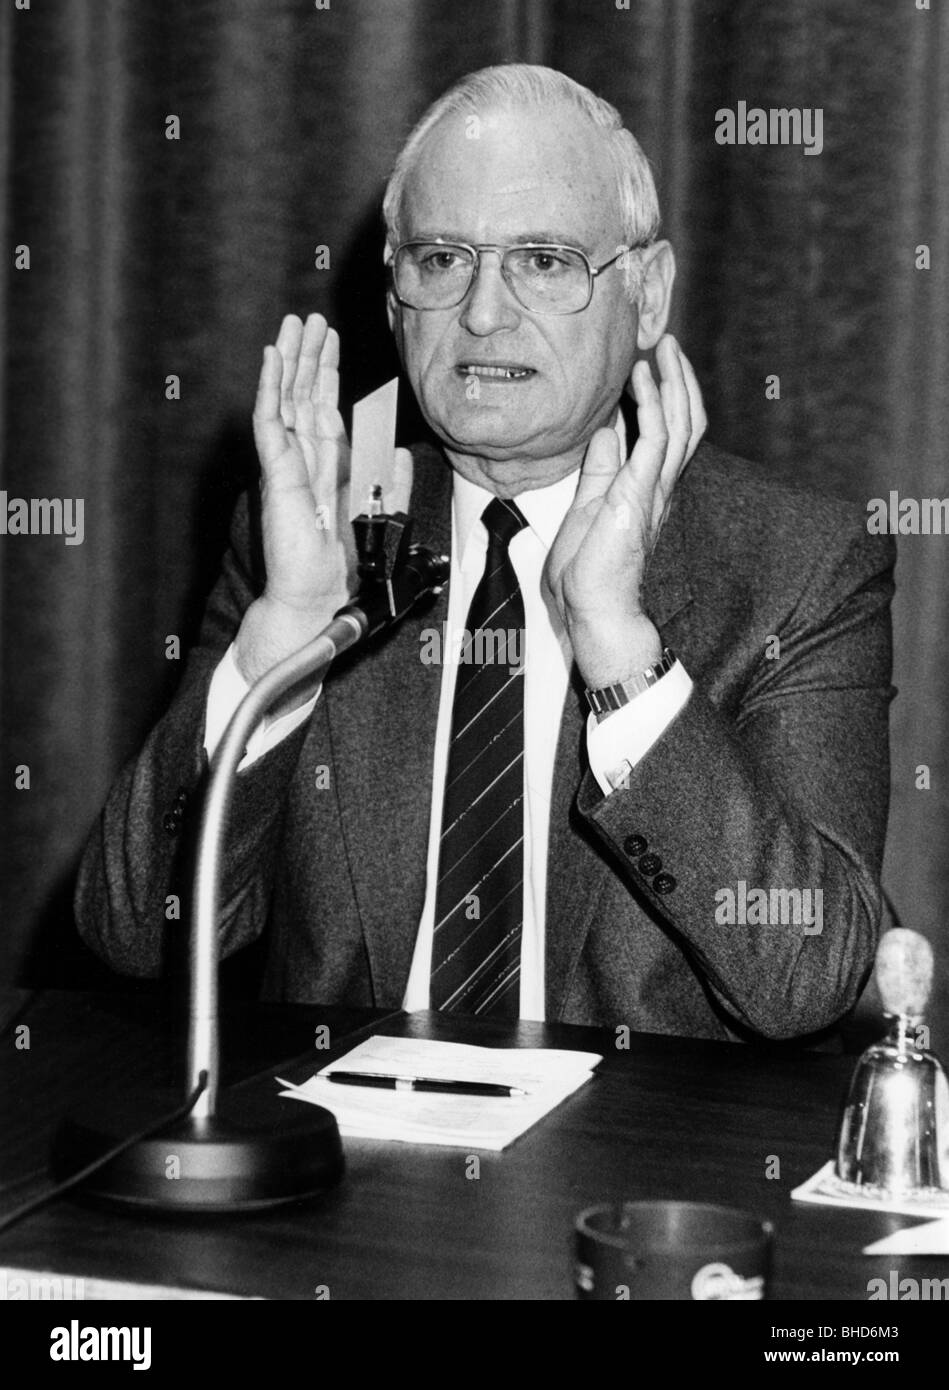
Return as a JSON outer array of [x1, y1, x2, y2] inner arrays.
[[430, 497, 528, 1017]]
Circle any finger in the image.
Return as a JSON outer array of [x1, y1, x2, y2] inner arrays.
[[275, 315, 303, 428], [310, 400, 350, 523], [654, 336, 693, 496], [626, 357, 668, 498], [309, 324, 347, 499], [656, 336, 691, 449], [389, 447, 413, 514], [313, 400, 347, 450], [313, 433, 342, 532], [253, 343, 281, 424], [252, 345, 293, 467], [571, 427, 623, 510], [675, 340, 707, 462], [292, 316, 327, 445], [316, 326, 340, 410], [293, 313, 327, 407]]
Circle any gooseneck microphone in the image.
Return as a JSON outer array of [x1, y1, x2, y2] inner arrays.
[[55, 511, 448, 1211], [189, 513, 448, 1119]]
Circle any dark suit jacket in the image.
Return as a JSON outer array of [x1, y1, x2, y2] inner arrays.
[[75, 438, 895, 1042]]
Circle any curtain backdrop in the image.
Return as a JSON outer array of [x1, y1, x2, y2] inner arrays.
[[3, 0, 946, 1041]]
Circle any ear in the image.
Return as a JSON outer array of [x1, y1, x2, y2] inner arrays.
[[634, 240, 676, 351]]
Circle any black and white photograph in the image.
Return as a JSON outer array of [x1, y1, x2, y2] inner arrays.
[[1, 0, 947, 1343]]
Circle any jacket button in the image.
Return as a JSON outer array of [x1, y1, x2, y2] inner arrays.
[[623, 834, 647, 857], [162, 812, 181, 836], [653, 872, 677, 895], [639, 852, 662, 876], [175, 787, 189, 806]]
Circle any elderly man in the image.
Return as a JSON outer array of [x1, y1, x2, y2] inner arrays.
[[76, 65, 894, 1043]]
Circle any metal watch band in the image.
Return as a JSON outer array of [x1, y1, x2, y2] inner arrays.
[[584, 647, 677, 716]]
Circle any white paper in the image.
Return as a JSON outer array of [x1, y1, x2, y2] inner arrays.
[[791, 1160, 949, 1219], [862, 1219, 949, 1255], [277, 1035, 601, 1151], [348, 378, 398, 520]]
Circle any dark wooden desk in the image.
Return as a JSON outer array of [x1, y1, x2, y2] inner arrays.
[[0, 990, 943, 1301]]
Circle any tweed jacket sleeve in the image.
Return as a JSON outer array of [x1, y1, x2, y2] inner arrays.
[[73, 493, 304, 975], [576, 446, 895, 1039]]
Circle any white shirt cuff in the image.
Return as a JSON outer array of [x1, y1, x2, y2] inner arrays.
[[204, 644, 320, 770], [586, 660, 693, 795]]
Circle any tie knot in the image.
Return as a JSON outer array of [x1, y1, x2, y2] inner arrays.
[[482, 497, 527, 550]]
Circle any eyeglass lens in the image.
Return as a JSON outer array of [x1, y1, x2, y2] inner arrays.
[[394, 244, 592, 313]]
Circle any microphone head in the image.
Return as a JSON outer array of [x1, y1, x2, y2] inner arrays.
[[875, 927, 934, 1019]]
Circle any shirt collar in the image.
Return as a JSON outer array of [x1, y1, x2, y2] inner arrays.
[[451, 407, 628, 555]]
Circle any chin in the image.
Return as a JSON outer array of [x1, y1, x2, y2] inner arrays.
[[427, 401, 542, 455], [438, 425, 539, 460]]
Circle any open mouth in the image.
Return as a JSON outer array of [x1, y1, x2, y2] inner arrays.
[[456, 363, 536, 381]]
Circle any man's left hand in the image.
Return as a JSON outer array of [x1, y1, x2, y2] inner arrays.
[[544, 334, 706, 690]]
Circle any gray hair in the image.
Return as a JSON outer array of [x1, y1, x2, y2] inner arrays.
[[382, 64, 660, 298]]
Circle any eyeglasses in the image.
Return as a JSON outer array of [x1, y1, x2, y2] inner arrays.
[[389, 240, 639, 316]]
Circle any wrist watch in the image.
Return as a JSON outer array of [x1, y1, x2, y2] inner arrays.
[[584, 647, 677, 717]]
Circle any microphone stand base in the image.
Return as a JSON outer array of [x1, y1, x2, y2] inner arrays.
[[53, 1086, 344, 1213]]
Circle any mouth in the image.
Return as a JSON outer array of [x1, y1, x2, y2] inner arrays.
[[455, 363, 536, 381]]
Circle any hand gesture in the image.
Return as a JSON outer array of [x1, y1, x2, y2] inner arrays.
[[237, 313, 411, 682], [544, 335, 706, 688]]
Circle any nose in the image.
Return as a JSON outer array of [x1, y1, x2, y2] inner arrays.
[[458, 250, 521, 336]]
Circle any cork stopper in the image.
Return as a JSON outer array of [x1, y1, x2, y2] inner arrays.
[[875, 928, 933, 1019]]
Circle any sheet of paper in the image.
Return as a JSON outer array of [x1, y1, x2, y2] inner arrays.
[[348, 378, 398, 520], [277, 1035, 601, 1151], [791, 1161, 949, 1219], [862, 1218, 949, 1255]]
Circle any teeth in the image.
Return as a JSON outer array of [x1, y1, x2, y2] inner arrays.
[[461, 365, 531, 379]]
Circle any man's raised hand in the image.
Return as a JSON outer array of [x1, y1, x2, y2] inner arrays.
[[236, 312, 411, 685], [544, 334, 706, 690]]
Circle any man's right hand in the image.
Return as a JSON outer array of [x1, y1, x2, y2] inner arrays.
[[235, 312, 409, 686]]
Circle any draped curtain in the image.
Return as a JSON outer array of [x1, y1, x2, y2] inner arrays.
[[2, 0, 946, 1039]]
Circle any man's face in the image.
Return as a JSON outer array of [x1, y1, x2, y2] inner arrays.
[[388, 104, 642, 488]]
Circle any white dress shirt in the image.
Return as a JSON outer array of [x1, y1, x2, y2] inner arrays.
[[204, 423, 692, 1019]]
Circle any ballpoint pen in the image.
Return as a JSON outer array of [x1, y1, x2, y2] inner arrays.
[[325, 1071, 528, 1097]]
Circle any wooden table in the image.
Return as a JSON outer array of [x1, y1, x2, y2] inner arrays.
[[0, 988, 944, 1302]]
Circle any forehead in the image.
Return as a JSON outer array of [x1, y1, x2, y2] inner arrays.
[[399, 104, 621, 251]]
